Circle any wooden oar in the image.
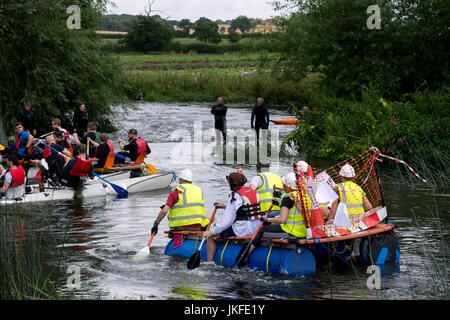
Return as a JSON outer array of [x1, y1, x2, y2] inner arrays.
[[187, 207, 217, 270], [234, 203, 274, 268], [132, 231, 157, 261], [41, 142, 128, 196]]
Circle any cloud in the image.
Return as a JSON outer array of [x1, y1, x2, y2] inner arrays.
[[106, 0, 278, 21]]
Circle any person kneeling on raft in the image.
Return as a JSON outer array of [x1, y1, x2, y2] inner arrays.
[[61, 144, 94, 188], [248, 172, 311, 256], [203, 172, 261, 263]]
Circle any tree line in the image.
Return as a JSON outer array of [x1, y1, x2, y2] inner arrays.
[[101, 14, 264, 35]]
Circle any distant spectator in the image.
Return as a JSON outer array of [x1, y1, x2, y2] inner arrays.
[[17, 101, 35, 135], [73, 104, 88, 137]]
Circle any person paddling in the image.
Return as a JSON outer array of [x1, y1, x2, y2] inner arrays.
[[246, 172, 310, 259], [150, 169, 209, 236], [117, 129, 151, 177], [203, 172, 261, 263], [61, 144, 94, 188], [0, 153, 26, 199]]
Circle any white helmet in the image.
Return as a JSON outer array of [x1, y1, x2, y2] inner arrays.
[[297, 161, 308, 173], [339, 164, 355, 178], [282, 172, 297, 190], [179, 168, 193, 182]]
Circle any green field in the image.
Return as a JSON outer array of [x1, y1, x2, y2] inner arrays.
[[120, 52, 273, 74], [122, 52, 321, 105]]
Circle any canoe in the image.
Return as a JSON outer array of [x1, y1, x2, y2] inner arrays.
[[0, 171, 175, 205], [270, 118, 301, 125], [164, 223, 399, 276]]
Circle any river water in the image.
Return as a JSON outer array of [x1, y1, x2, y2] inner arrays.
[[4, 102, 449, 300]]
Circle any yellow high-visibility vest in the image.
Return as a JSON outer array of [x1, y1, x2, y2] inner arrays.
[[168, 184, 209, 228], [256, 172, 283, 215], [336, 181, 365, 216], [280, 191, 309, 238]]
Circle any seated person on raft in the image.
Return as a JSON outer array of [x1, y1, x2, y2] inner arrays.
[[321, 163, 372, 220], [203, 172, 261, 263], [0, 153, 27, 199], [61, 144, 94, 188], [117, 129, 151, 177], [13, 122, 34, 160], [151, 168, 209, 235], [72, 122, 100, 158], [116, 129, 150, 162], [249, 161, 284, 217], [248, 172, 311, 256], [86, 133, 115, 169], [31, 135, 71, 185]]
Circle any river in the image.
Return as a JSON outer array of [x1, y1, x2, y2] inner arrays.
[[3, 102, 449, 300]]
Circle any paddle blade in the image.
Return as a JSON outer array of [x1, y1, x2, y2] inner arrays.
[[132, 246, 150, 262], [187, 251, 201, 270], [111, 183, 128, 197], [145, 164, 159, 175], [234, 241, 252, 268]]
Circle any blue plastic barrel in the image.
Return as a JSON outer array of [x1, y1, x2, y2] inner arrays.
[[165, 239, 316, 276]]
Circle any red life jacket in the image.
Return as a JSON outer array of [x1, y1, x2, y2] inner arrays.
[[107, 140, 114, 154], [235, 187, 260, 221], [43, 144, 64, 161], [68, 156, 93, 177], [136, 137, 147, 155], [9, 165, 26, 188], [236, 187, 258, 205], [15, 130, 30, 150], [43, 146, 51, 160]]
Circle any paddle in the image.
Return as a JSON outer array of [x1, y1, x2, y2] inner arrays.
[[144, 163, 159, 175], [40, 141, 128, 196], [187, 207, 218, 270], [132, 231, 157, 261], [234, 203, 274, 268]]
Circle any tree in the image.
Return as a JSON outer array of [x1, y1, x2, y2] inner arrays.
[[194, 17, 221, 43], [228, 30, 241, 43], [272, 0, 450, 98], [124, 15, 174, 52], [231, 15, 252, 33], [0, 0, 127, 137]]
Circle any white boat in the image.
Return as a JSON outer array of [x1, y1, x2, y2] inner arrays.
[[0, 171, 175, 205], [25, 166, 133, 183]]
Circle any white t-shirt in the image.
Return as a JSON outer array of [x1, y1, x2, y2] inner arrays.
[[211, 191, 260, 237], [249, 175, 264, 189], [4, 171, 25, 199]]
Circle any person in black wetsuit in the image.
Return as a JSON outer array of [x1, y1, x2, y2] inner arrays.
[[73, 104, 88, 138], [211, 97, 227, 144], [17, 102, 35, 135], [250, 97, 270, 141]]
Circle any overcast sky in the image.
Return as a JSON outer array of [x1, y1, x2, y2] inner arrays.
[[106, 0, 280, 21]]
